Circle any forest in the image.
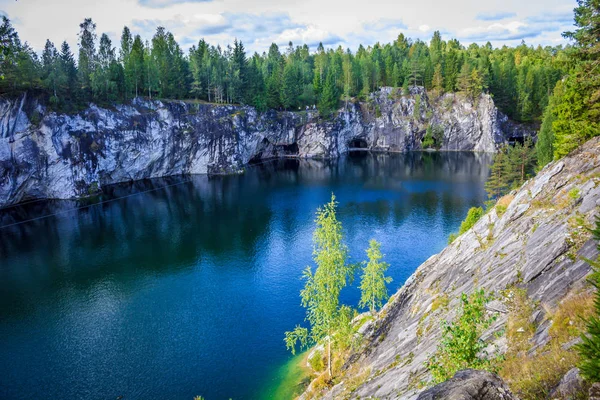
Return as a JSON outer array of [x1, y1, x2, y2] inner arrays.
[[1, 16, 563, 122], [0, 0, 598, 165]]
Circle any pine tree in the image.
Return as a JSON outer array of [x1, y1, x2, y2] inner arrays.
[[432, 63, 444, 95], [536, 98, 556, 167], [576, 216, 600, 382], [485, 149, 509, 199], [359, 240, 392, 314], [318, 71, 339, 117], [120, 26, 133, 98], [41, 40, 59, 99], [126, 35, 145, 98], [77, 18, 97, 99], [508, 137, 536, 185], [58, 41, 77, 104], [552, 0, 600, 158]]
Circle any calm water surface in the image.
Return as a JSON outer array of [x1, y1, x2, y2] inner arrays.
[[0, 152, 491, 400]]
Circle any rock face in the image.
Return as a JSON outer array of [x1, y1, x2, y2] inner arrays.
[[416, 370, 517, 400], [0, 87, 530, 207], [315, 137, 600, 399]]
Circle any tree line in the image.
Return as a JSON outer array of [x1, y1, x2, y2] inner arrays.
[[535, 0, 600, 165], [1, 16, 564, 120]]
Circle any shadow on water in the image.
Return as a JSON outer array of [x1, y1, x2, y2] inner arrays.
[[0, 151, 491, 400]]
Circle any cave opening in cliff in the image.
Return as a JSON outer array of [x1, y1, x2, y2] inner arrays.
[[281, 143, 299, 156], [508, 136, 525, 146], [348, 138, 368, 150]]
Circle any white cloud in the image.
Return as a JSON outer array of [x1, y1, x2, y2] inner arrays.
[[0, 0, 575, 55]]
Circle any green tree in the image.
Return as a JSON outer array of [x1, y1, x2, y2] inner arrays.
[[485, 149, 510, 199], [432, 63, 444, 94], [318, 71, 339, 117], [359, 240, 392, 313], [458, 207, 484, 235], [77, 18, 97, 99], [426, 289, 498, 383], [58, 41, 78, 105], [285, 194, 355, 378], [576, 216, 600, 382], [422, 126, 435, 149], [508, 138, 536, 184], [551, 0, 600, 158], [41, 39, 60, 99], [536, 100, 556, 168]]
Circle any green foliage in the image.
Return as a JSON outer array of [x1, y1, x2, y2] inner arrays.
[[359, 240, 392, 313], [447, 232, 458, 244], [422, 127, 435, 149], [0, 16, 566, 123], [413, 94, 421, 119], [458, 207, 484, 235], [569, 188, 581, 201], [426, 290, 498, 383], [549, 0, 600, 159], [423, 125, 444, 149], [308, 349, 325, 372], [536, 99, 556, 168], [284, 194, 355, 377], [577, 216, 600, 382], [485, 139, 537, 199]]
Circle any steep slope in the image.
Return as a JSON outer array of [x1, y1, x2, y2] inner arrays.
[[316, 138, 600, 399], [0, 88, 530, 207]]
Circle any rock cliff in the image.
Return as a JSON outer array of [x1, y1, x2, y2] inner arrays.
[[312, 137, 600, 399], [0, 87, 529, 207]]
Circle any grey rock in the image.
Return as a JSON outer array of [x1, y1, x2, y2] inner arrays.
[[416, 370, 517, 400], [549, 368, 584, 399], [0, 88, 530, 208], [315, 137, 600, 399], [590, 383, 600, 400]]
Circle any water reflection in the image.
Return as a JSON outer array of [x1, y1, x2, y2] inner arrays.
[[0, 151, 490, 400]]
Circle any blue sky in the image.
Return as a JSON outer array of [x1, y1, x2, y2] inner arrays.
[[0, 0, 577, 54]]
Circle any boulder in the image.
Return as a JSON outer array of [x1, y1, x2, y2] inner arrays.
[[416, 370, 517, 400], [549, 368, 584, 399]]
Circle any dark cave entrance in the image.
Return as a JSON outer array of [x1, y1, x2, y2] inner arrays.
[[508, 136, 525, 146], [281, 143, 299, 156], [348, 138, 369, 151]]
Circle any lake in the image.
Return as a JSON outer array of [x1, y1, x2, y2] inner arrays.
[[0, 151, 491, 400]]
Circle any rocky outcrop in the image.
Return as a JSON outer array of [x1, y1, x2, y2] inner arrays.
[[0, 88, 530, 207], [416, 370, 517, 400], [314, 137, 600, 399]]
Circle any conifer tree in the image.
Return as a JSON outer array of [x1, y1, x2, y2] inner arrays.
[[432, 63, 444, 95], [576, 216, 600, 382], [77, 18, 97, 99], [485, 149, 509, 199]]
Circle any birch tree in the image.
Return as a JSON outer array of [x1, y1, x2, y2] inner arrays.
[[359, 239, 392, 314], [285, 194, 354, 378]]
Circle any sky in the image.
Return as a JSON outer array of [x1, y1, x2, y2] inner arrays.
[[0, 0, 577, 55]]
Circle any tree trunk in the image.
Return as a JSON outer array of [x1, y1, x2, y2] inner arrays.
[[327, 336, 332, 378]]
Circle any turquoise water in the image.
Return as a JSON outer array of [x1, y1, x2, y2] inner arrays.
[[0, 152, 490, 399]]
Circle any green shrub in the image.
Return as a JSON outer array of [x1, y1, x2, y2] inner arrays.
[[577, 216, 600, 382], [568, 187, 581, 201], [426, 289, 498, 383], [448, 233, 458, 244], [308, 349, 325, 372], [422, 127, 435, 149], [413, 95, 421, 119], [458, 207, 484, 235]]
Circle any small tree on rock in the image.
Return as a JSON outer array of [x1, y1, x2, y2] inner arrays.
[[285, 194, 355, 378], [359, 239, 392, 314]]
